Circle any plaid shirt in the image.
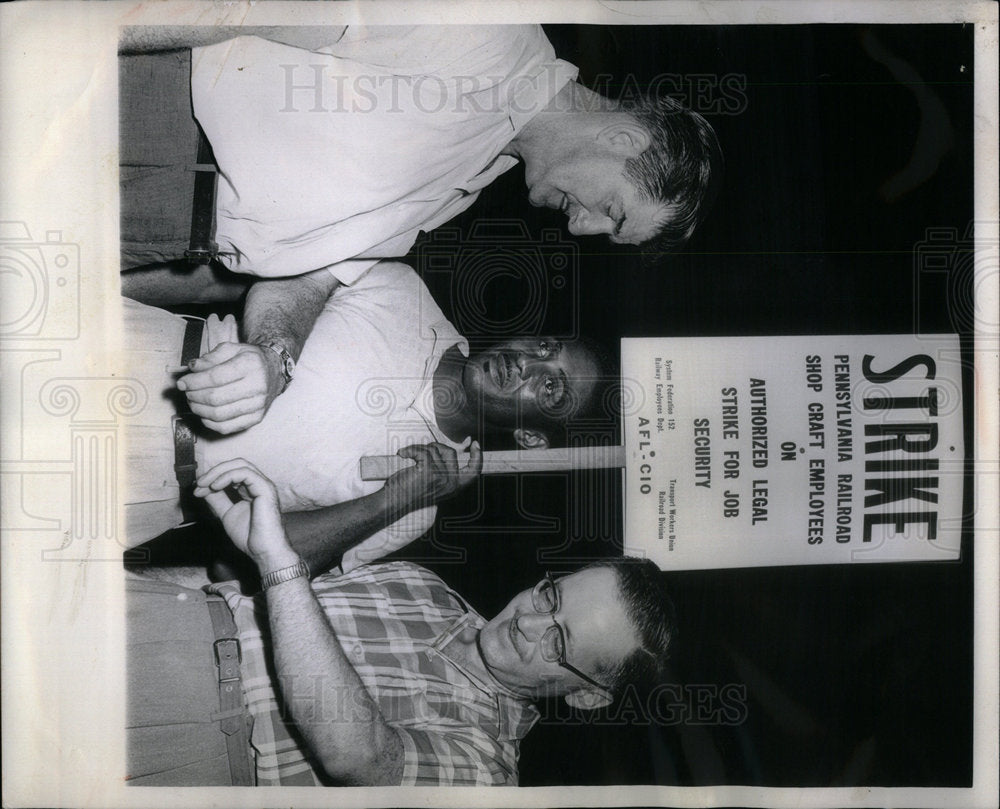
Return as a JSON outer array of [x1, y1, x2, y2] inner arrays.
[[209, 561, 539, 786]]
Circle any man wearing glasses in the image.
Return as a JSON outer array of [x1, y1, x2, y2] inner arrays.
[[126, 461, 677, 787]]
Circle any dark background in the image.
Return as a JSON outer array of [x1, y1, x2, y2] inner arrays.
[[133, 23, 977, 788], [400, 24, 976, 787]]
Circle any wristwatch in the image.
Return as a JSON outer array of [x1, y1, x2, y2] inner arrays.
[[262, 343, 295, 391]]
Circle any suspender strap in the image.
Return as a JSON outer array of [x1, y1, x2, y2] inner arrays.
[[185, 130, 218, 265], [206, 596, 255, 786], [174, 318, 205, 521]]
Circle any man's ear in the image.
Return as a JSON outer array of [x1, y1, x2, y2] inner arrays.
[[564, 686, 612, 711], [513, 428, 550, 450], [597, 121, 651, 157]]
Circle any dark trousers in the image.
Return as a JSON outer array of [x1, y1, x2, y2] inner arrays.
[[119, 51, 200, 269]]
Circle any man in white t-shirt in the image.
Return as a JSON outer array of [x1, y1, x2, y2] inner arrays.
[[125, 261, 616, 574], [120, 24, 721, 434]]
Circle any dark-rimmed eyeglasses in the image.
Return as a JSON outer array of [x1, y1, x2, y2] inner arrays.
[[529, 572, 611, 694]]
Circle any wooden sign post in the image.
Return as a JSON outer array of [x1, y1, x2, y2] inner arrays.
[[360, 444, 626, 481]]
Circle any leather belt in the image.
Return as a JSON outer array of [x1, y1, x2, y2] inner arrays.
[[206, 596, 255, 786], [174, 318, 204, 521], [185, 130, 218, 265], [172, 416, 198, 488]]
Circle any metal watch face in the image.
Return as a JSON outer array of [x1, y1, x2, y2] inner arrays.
[[265, 343, 295, 381]]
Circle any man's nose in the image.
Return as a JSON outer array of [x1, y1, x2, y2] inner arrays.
[[569, 211, 611, 236], [516, 354, 550, 376], [516, 611, 553, 639]]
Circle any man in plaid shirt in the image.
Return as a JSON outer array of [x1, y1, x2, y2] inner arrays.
[[127, 460, 677, 787]]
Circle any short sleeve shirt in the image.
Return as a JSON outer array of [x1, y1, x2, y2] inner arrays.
[[200, 261, 469, 570], [210, 561, 540, 786], [191, 25, 578, 282]]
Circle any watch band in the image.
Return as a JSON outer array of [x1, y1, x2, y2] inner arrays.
[[260, 559, 310, 590], [262, 342, 295, 391]]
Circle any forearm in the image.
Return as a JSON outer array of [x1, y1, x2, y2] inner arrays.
[[241, 270, 339, 361], [198, 460, 402, 782], [119, 25, 346, 54], [265, 574, 403, 785], [121, 262, 250, 305], [283, 488, 415, 575]]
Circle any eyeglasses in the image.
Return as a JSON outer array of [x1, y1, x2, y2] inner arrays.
[[529, 572, 611, 694]]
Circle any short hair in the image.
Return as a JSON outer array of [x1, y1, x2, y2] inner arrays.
[[582, 557, 676, 701], [569, 335, 620, 423], [620, 95, 723, 260]]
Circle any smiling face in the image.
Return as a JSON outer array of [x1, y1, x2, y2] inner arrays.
[[477, 567, 639, 699], [461, 338, 600, 438], [523, 136, 669, 246]]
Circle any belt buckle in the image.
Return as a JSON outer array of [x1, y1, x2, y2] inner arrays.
[[172, 414, 197, 436], [172, 415, 198, 481], [184, 247, 217, 265], [214, 638, 242, 682]]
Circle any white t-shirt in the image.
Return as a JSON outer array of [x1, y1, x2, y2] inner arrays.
[[201, 261, 469, 570], [191, 25, 578, 283]]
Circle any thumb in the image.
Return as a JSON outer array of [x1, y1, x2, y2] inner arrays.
[[459, 441, 484, 485]]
